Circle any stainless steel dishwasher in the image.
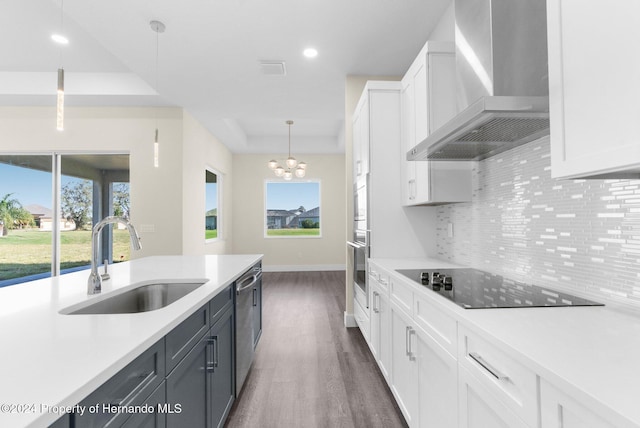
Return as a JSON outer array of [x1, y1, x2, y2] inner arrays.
[[235, 262, 262, 395]]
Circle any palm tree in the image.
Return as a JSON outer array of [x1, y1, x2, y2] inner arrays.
[[0, 193, 34, 235]]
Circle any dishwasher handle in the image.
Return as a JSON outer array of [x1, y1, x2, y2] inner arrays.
[[237, 273, 260, 294]]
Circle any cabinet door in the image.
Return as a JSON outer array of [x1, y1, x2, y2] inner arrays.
[[210, 306, 235, 428], [166, 334, 209, 428], [416, 327, 457, 428], [390, 304, 418, 426], [368, 282, 381, 360], [353, 97, 370, 178], [400, 78, 417, 205], [377, 289, 392, 382], [540, 380, 616, 428], [548, 0, 640, 178], [413, 59, 429, 145], [121, 382, 166, 428], [458, 366, 529, 428]]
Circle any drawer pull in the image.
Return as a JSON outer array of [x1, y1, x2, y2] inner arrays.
[[469, 352, 509, 381]]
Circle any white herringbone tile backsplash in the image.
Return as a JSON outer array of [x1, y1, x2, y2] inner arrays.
[[436, 136, 640, 308]]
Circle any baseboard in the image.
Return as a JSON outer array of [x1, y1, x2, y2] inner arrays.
[[344, 312, 357, 328], [262, 264, 346, 272]]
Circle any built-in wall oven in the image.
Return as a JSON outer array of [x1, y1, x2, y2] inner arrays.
[[348, 174, 369, 308]]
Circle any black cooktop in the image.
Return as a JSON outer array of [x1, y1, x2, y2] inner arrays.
[[395, 268, 604, 309]]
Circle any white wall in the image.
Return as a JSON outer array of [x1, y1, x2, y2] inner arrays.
[[181, 111, 233, 255], [231, 154, 345, 271]]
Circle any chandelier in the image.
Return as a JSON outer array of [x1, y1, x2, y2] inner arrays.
[[267, 120, 307, 180]]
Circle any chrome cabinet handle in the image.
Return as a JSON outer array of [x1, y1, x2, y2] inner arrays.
[[469, 352, 509, 381], [408, 328, 416, 361], [206, 337, 219, 372], [213, 336, 219, 368], [405, 326, 411, 357], [372, 291, 379, 313]]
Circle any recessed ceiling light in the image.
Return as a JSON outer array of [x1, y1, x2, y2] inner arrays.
[[303, 48, 318, 58], [51, 34, 69, 45]]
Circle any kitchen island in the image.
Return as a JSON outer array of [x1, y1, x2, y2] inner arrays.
[[0, 254, 262, 428]]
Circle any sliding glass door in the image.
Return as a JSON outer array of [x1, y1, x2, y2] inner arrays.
[[0, 153, 130, 287]]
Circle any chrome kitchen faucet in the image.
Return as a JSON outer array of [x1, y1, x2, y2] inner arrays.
[[87, 216, 142, 295]]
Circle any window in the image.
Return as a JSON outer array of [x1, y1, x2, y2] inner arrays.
[[265, 180, 321, 238], [0, 153, 130, 287], [205, 168, 220, 241]]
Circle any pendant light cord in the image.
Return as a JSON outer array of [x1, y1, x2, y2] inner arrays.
[[154, 23, 159, 140], [59, 0, 64, 65], [288, 122, 291, 157]]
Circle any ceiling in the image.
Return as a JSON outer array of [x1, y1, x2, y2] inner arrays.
[[1, 0, 450, 154]]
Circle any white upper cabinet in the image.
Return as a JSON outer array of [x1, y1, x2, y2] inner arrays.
[[353, 93, 370, 178], [401, 41, 472, 205], [548, 0, 640, 179]]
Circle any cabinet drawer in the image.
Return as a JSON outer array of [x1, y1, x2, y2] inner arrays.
[[121, 381, 166, 428], [210, 284, 233, 324], [76, 339, 165, 427], [165, 304, 209, 374], [458, 325, 538, 427], [414, 293, 457, 357], [390, 277, 413, 316], [369, 265, 390, 293]]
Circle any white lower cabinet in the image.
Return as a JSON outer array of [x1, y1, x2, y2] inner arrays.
[[458, 325, 538, 428], [369, 274, 391, 381], [416, 324, 457, 428], [388, 275, 457, 428], [363, 263, 626, 428], [458, 365, 529, 428], [540, 380, 617, 428], [390, 302, 419, 426]]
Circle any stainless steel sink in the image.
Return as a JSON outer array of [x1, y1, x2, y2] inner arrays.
[[61, 279, 207, 315]]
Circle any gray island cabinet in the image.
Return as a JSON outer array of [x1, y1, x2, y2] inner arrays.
[[60, 283, 238, 428]]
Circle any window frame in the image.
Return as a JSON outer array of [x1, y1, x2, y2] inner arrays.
[[205, 166, 222, 243], [263, 179, 322, 239]]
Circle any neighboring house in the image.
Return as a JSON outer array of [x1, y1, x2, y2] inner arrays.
[[206, 208, 217, 230], [291, 206, 320, 228], [267, 207, 320, 229], [25, 204, 75, 231], [266, 209, 297, 229]]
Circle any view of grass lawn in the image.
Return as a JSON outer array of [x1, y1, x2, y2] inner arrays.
[[0, 229, 132, 281], [205, 230, 218, 240], [266, 228, 320, 237]]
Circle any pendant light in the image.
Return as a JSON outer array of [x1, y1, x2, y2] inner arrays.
[[54, 0, 66, 131], [267, 120, 307, 180], [56, 68, 64, 131], [150, 20, 165, 168]]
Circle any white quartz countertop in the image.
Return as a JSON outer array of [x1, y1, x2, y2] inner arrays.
[[371, 257, 640, 428], [0, 254, 262, 428]]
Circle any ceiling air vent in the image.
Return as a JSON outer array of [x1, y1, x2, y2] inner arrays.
[[259, 61, 286, 76]]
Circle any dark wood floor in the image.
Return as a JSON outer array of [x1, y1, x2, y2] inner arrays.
[[225, 271, 408, 428]]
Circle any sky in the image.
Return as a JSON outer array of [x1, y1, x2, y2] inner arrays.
[[0, 163, 91, 208], [266, 181, 320, 211]]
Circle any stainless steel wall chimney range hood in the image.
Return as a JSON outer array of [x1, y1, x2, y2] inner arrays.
[[408, 0, 550, 161]]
